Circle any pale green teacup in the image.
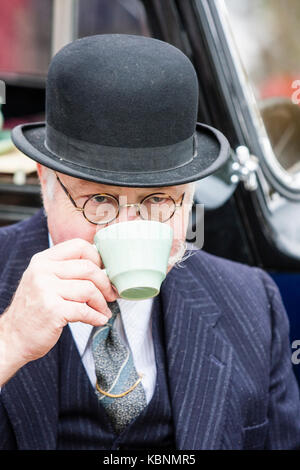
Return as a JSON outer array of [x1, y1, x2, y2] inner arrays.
[[94, 220, 173, 300]]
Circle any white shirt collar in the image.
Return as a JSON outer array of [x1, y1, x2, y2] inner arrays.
[[69, 297, 154, 358]]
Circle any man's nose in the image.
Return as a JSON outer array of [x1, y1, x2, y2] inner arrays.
[[118, 203, 140, 222], [95, 204, 140, 234]]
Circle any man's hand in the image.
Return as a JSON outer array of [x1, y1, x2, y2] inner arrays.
[[0, 238, 118, 386]]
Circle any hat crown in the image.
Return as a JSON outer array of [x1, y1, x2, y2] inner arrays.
[[11, 33, 229, 188], [46, 34, 199, 148]]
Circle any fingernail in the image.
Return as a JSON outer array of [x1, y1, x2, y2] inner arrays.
[[112, 285, 119, 295]]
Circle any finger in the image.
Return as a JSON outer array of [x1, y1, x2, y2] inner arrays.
[[63, 300, 110, 327], [57, 279, 112, 318], [111, 285, 121, 298], [52, 259, 117, 302], [42, 238, 102, 266]]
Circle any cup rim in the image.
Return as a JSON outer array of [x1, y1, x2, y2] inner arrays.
[[94, 219, 173, 240]]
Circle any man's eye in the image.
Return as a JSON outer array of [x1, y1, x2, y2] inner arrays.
[[149, 196, 167, 204], [92, 195, 108, 204]]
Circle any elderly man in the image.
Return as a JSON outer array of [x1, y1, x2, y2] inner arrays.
[[0, 34, 299, 450]]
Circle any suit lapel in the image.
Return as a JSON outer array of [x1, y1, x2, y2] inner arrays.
[[160, 263, 233, 450], [0, 210, 59, 449]]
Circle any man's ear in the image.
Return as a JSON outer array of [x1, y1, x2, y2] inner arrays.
[[36, 162, 48, 181], [36, 163, 51, 213], [37, 163, 45, 184]]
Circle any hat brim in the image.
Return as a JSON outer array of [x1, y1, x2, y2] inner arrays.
[[11, 122, 230, 187]]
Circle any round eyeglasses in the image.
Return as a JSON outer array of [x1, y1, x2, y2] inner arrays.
[[55, 173, 185, 225]]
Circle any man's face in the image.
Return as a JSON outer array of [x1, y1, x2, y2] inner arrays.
[[37, 164, 194, 272]]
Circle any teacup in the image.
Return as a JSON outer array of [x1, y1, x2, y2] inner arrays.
[[94, 220, 173, 300]]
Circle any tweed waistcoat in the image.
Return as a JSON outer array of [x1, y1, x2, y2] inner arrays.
[[56, 298, 175, 450]]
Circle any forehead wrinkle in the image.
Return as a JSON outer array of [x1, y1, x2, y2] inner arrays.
[[60, 174, 184, 196]]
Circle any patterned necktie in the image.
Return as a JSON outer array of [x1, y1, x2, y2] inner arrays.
[[92, 300, 147, 434]]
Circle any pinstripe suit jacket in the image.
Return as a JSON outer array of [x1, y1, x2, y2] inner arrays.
[[0, 209, 300, 450]]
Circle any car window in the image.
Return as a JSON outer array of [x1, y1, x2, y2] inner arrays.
[[0, 0, 150, 82], [224, 0, 300, 185], [0, 0, 52, 79], [78, 0, 150, 38]]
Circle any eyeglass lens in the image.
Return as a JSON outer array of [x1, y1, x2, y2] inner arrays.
[[83, 194, 176, 224]]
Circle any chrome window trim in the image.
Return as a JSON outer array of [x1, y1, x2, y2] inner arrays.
[[215, 0, 300, 197]]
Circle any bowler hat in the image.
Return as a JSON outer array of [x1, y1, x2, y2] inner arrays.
[[11, 34, 229, 187]]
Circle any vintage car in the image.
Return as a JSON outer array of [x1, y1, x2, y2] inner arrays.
[[0, 0, 299, 383]]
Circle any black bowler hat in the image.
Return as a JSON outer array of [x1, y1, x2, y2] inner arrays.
[[11, 34, 230, 187]]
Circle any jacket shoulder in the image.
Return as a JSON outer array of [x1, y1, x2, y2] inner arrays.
[[0, 209, 48, 277], [169, 248, 278, 333], [0, 219, 28, 267], [0, 208, 45, 237], [172, 248, 269, 295]]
